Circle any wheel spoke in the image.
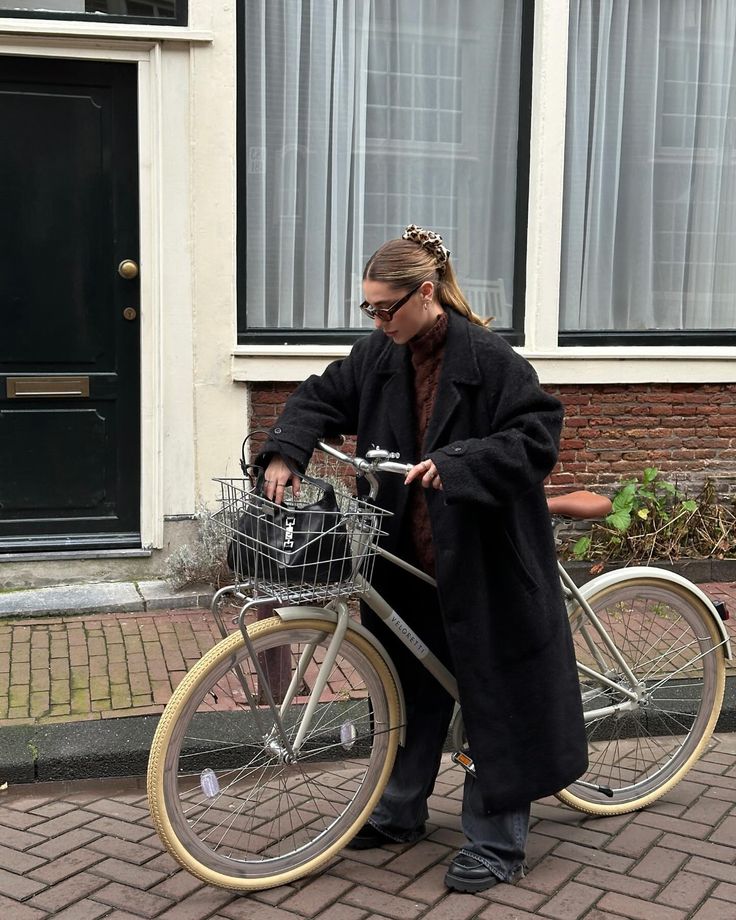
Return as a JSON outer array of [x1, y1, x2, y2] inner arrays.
[[148, 619, 399, 886], [559, 580, 724, 815]]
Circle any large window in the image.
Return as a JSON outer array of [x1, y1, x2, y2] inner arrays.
[[0, 1, 184, 22], [238, 0, 531, 342], [560, 0, 736, 342]]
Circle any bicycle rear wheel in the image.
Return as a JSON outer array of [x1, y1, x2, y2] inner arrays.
[[558, 578, 726, 815], [147, 617, 401, 890]]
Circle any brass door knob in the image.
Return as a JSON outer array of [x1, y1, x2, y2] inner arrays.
[[118, 259, 139, 280]]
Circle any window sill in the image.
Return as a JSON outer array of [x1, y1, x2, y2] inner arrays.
[[232, 343, 736, 385], [0, 18, 213, 42]]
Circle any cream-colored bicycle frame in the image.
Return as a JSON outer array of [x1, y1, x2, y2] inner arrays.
[[209, 439, 731, 797]]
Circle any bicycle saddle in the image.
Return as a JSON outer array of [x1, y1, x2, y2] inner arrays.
[[547, 490, 612, 520]]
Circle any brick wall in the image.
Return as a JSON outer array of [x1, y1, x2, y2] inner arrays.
[[549, 384, 736, 498], [250, 381, 736, 499]]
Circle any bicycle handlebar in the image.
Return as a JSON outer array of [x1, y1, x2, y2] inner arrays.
[[316, 439, 413, 499]]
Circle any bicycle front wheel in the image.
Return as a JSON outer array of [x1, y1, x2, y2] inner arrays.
[[147, 617, 401, 890], [558, 578, 726, 815]]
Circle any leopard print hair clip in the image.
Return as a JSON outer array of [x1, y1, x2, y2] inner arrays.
[[402, 224, 450, 273]]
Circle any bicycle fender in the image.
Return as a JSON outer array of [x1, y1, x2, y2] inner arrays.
[[575, 566, 732, 660], [274, 606, 408, 743]]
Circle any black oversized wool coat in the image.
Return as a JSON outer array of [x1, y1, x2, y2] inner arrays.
[[261, 307, 588, 812]]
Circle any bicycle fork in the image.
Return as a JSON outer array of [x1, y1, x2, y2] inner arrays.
[[235, 596, 351, 762]]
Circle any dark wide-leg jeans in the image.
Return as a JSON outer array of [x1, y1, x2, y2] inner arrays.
[[361, 568, 529, 883]]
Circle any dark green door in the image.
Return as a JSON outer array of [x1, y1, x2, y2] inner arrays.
[[0, 57, 140, 551]]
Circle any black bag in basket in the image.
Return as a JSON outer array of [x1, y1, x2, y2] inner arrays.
[[227, 445, 350, 585]]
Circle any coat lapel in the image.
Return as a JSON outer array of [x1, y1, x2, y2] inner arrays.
[[423, 309, 482, 454]]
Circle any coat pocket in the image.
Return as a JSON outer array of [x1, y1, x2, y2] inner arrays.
[[503, 527, 539, 595]]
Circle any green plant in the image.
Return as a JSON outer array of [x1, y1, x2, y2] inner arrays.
[[566, 469, 735, 565]]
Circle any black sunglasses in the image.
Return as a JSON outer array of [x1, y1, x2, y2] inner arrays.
[[359, 282, 423, 322]]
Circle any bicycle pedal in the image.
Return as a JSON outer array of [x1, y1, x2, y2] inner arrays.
[[451, 750, 476, 777]]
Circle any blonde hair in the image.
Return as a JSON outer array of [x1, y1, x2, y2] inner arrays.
[[363, 231, 490, 327]]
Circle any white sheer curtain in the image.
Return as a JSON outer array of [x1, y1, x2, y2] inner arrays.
[[243, 0, 521, 330], [561, 0, 736, 332]]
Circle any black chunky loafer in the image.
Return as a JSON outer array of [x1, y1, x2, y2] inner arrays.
[[444, 851, 504, 893]]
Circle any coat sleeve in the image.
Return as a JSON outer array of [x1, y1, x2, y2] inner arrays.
[[430, 350, 563, 508], [257, 342, 365, 469]]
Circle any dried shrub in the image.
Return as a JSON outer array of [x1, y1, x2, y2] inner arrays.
[[561, 469, 736, 565], [164, 509, 231, 590]]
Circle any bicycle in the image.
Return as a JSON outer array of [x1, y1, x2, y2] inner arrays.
[[147, 440, 731, 891]]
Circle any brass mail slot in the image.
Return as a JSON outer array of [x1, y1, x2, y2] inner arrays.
[[6, 376, 90, 399]]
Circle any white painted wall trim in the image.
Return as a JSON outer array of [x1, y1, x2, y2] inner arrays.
[[524, 0, 568, 353], [137, 45, 165, 549], [0, 18, 213, 43], [232, 346, 736, 385]]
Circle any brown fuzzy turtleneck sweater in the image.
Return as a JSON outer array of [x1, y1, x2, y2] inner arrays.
[[406, 309, 449, 576]]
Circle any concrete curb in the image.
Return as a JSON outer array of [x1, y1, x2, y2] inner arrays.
[[3, 678, 736, 786], [0, 580, 213, 619], [0, 717, 161, 785]]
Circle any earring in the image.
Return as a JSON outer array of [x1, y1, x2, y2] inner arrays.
[[423, 300, 430, 311]]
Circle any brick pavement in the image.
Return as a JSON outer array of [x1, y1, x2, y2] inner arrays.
[[0, 581, 734, 730], [2, 738, 736, 919], [0, 581, 735, 916], [0, 608, 229, 727]]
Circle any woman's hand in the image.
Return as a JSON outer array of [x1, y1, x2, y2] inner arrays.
[[405, 458, 443, 490], [263, 455, 301, 503]]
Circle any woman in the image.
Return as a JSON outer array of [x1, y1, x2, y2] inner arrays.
[[260, 225, 587, 892]]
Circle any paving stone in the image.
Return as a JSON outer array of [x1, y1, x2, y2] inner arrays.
[[28, 847, 106, 884], [659, 832, 735, 862], [154, 885, 234, 919], [0, 863, 48, 900], [0, 892, 48, 919], [709, 815, 736, 847], [576, 866, 658, 900], [536, 880, 602, 919], [552, 842, 634, 874], [0, 841, 47, 873], [90, 880, 175, 917], [342, 883, 425, 918], [518, 855, 580, 894], [656, 870, 716, 910], [279, 875, 354, 917], [481, 881, 547, 911], [606, 821, 662, 855], [385, 840, 450, 877], [150, 870, 203, 901], [27, 870, 108, 912], [29, 809, 96, 838], [685, 855, 736, 884], [629, 846, 687, 882], [689, 900, 736, 920], [332, 858, 415, 894], [28, 827, 100, 859], [478, 905, 540, 920], [420, 893, 485, 920], [50, 896, 112, 919], [532, 820, 611, 849], [596, 892, 688, 920], [634, 812, 711, 840], [89, 856, 168, 889], [220, 902, 307, 920], [398, 863, 449, 904]]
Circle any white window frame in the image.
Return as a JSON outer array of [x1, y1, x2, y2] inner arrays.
[[232, 0, 736, 387]]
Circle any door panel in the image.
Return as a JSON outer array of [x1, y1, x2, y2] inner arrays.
[[0, 57, 140, 550]]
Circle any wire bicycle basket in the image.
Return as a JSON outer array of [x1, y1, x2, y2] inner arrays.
[[212, 474, 390, 604]]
